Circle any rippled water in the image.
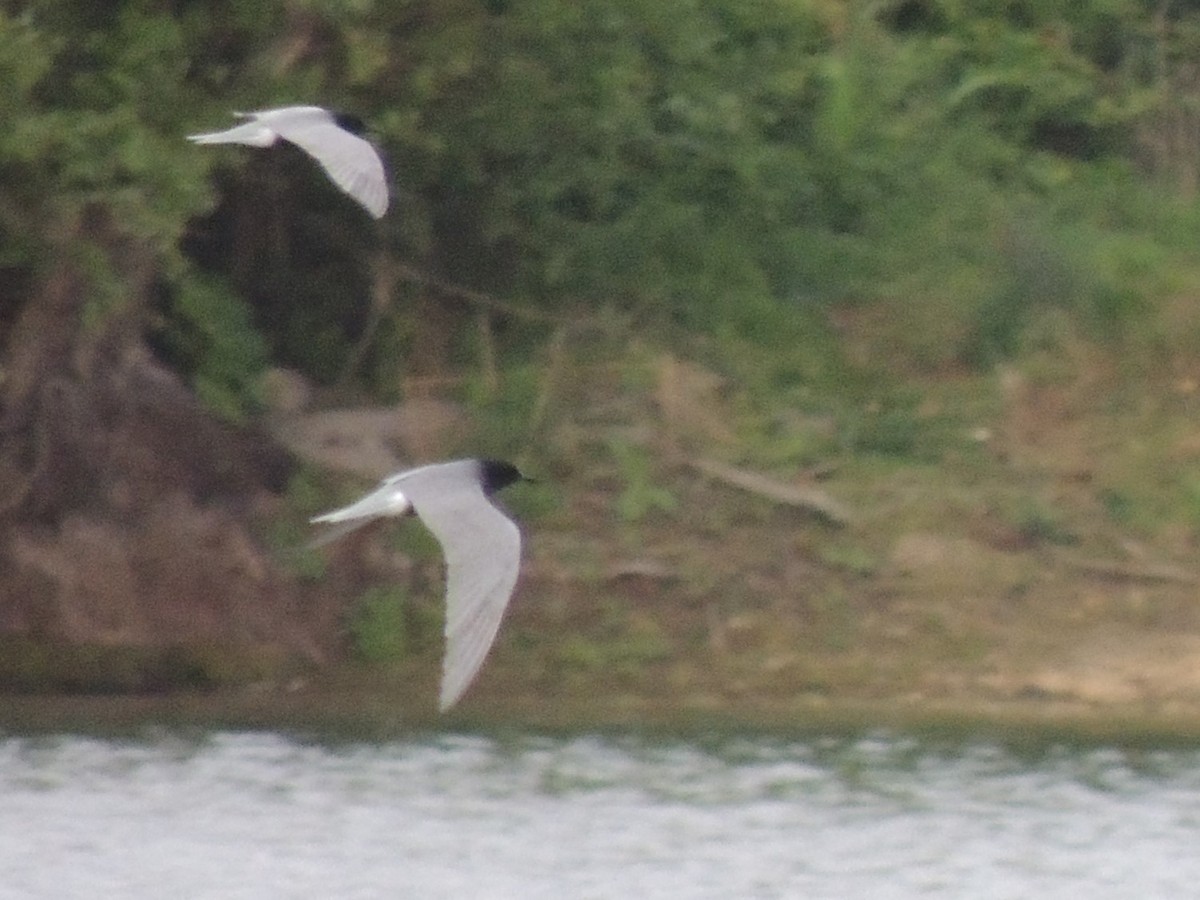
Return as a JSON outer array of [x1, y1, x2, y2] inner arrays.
[[2, 729, 1199, 899]]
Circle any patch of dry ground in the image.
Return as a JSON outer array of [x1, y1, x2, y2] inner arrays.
[[5, 338, 1200, 743]]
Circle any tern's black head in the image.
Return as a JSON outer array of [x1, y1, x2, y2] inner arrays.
[[332, 111, 369, 135], [478, 459, 526, 494]]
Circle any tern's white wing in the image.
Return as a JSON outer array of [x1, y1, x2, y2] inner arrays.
[[397, 461, 522, 711], [259, 107, 389, 219]]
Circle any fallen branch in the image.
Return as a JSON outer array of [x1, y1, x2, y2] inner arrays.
[[688, 457, 852, 526], [1053, 552, 1198, 586]]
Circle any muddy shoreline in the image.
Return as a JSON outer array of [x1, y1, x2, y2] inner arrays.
[[5, 672, 1200, 750]]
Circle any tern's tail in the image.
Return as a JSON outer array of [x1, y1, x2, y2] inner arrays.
[[187, 120, 276, 147], [308, 485, 412, 547], [307, 517, 377, 549]]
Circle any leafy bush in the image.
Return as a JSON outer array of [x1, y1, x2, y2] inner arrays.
[[8, 0, 1200, 415], [347, 585, 409, 664]]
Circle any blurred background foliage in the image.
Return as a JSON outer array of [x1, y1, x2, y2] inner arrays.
[[3, 0, 1200, 422]]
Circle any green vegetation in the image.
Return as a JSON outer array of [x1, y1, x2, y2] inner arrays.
[[2, 1, 1200, 393], [7, 1, 1200, 732], [348, 586, 410, 664], [7, 1, 1200, 401]]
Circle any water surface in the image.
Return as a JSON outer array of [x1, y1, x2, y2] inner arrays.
[[2, 730, 1198, 898]]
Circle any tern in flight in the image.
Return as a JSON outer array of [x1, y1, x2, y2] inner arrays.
[[189, 105, 388, 218], [311, 459, 531, 711]]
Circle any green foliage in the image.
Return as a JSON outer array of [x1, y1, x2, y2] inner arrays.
[[817, 541, 877, 578], [607, 438, 678, 525], [0, 7, 211, 241], [355, 0, 834, 348], [840, 399, 926, 458], [1099, 488, 1134, 527], [153, 276, 269, 421], [0, 3, 259, 414], [552, 607, 673, 678], [836, 389, 967, 462], [1012, 501, 1078, 547], [8, 0, 1200, 425], [347, 585, 409, 664], [464, 359, 543, 453]]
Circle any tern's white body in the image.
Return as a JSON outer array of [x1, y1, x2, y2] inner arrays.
[[188, 106, 388, 218], [311, 459, 524, 710]]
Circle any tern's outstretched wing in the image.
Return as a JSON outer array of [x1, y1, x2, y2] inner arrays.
[[261, 107, 388, 219], [398, 463, 522, 711]]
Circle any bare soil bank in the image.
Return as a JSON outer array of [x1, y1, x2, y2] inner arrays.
[[4, 344, 1200, 745]]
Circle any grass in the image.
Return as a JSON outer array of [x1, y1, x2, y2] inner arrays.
[[313, 327, 1200, 733], [348, 586, 410, 664], [10, 310, 1200, 743]]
